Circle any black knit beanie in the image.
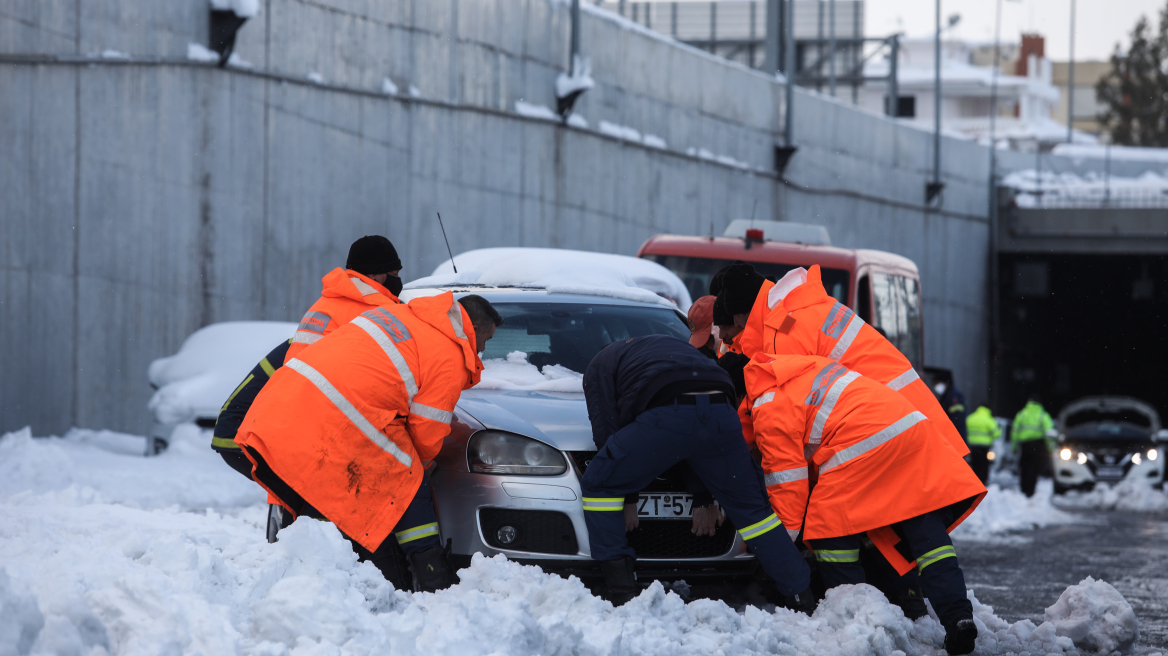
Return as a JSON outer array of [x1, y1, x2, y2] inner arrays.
[[713, 293, 734, 327], [721, 263, 766, 316], [346, 235, 402, 275]]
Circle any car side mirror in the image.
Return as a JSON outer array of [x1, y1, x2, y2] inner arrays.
[[1155, 429, 1168, 443]]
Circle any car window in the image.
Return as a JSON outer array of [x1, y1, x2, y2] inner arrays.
[[871, 272, 923, 370], [643, 255, 850, 305], [482, 303, 690, 374]]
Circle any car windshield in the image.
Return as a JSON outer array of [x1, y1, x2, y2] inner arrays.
[[482, 302, 690, 374], [642, 254, 851, 305]]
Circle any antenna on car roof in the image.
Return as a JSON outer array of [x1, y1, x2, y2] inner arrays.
[[436, 212, 458, 273]]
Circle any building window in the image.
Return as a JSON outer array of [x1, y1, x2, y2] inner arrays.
[[886, 96, 916, 118]]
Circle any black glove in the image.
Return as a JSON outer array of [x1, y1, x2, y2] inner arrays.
[[785, 586, 818, 615]]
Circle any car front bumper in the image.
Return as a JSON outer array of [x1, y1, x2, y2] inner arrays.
[[1052, 447, 1164, 490]]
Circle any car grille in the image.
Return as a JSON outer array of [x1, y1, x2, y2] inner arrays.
[[479, 508, 578, 555], [570, 451, 739, 559], [628, 519, 737, 558]]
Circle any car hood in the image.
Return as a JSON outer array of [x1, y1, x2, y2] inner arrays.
[[456, 389, 596, 452]]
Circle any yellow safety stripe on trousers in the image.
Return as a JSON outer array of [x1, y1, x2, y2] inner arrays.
[[916, 545, 957, 572], [814, 549, 860, 563], [738, 513, 782, 540], [219, 373, 254, 414], [948, 403, 966, 414], [582, 497, 625, 511], [210, 436, 241, 450], [259, 357, 276, 377], [395, 522, 440, 544]]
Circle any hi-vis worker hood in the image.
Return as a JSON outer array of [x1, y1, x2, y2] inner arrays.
[[406, 291, 484, 389], [321, 267, 399, 305]]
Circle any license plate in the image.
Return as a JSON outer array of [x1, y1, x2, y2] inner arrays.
[[1096, 466, 1124, 479], [637, 494, 693, 519]]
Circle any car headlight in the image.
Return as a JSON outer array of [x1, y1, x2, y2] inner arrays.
[[1149, 449, 1159, 462], [1059, 448, 1073, 461], [468, 431, 567, 476], [1133, 452, 1143, 465], [986, 451, 996, 461], [1077, 452, 1088, 465]]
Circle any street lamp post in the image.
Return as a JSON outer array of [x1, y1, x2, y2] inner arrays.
[[926, 0, 944, 204]]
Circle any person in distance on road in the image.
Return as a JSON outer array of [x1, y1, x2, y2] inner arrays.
[[580, 335, 814, 609], [1012, 396, 1054, 497], [966, 402, 1001, 484], [744, 352, 986, 655], [931, 369, 969, 446], [235, 293, 501, 592]]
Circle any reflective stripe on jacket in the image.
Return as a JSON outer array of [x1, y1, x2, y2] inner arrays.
[[285, 268, 401, 363], [1011, 401, 1052, 443], [236, 292, 482, 551], [965, 406, 1000, 447], [746, 265, 968, 458], [744, 353, 985, 548]]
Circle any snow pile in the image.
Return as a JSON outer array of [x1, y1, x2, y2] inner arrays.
[[0, 426, 1151, 655], [1044, 577, 1139, 653], [566, 113, 589, 129], [381, 77, 399, 95], [1054, 480, 1168, 512], [99, 49, 131, 60], [210, 0, 260, 17], [643, 134, 667, 149], [555, 55, 594, 99], [686, 146, 751, 170], [407, 247, 692, 310], [476, 352, 583, 392], [187, 42, 220, 62], [599, 120, 643, 142], [0, 568, 44, 656], [1053, 142, 1168, 163], [305, 71, 325, 85], [514, 100, 559, 122], [1001, 168, 1168, 208], [952, 481, 1079, 541], [147, 321, 296, 425]]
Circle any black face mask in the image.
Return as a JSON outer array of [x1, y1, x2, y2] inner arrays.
[[384, 273, 403, 298]]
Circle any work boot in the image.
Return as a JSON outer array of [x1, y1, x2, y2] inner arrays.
[[896, 585, 929, 621], [943, 618, 978, 655], [407, 543, 460, 592], [600, 556, 640, 606]]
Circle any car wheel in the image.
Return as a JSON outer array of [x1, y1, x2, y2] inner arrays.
[[1053, 482, 1069, 495]]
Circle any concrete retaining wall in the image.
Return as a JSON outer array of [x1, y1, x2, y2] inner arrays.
[[3, 0, 1003, 435]]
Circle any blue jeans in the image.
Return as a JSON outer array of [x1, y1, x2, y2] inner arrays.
[[580, 395, 810, 596]]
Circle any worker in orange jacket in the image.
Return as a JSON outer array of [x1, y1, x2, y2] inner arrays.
[[745, 353, 986, 655], [723, 264, 968, 457], [236, 293, 502, 592], [286, 235, 404, 363]]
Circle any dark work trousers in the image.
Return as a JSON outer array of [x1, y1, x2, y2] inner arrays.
[[969, 446, 991, 484], [809, 510, 973, 626], [1018, 440, 1048, 497], [580, 395, 811, 596], [219, 450, 257, 481]]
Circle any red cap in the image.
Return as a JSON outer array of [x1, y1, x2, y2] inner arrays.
[[687, 295, 716, 348]]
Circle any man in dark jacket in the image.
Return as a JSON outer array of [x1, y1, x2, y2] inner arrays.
[[580, 335, 813, 607], [212, 339, 292, 481]]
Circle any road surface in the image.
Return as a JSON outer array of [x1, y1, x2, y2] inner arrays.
[[958, 508, 1168, 650]]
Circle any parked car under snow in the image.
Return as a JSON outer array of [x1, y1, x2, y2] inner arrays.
[[1052, 397, 1168, 494], [147, 321, 297, 455]]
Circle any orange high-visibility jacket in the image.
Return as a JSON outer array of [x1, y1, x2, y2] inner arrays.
[[745, 353, 985, 573], [236, 292, 482, 551], [285, 268, 401, 363], [749, 265, 967, 457]]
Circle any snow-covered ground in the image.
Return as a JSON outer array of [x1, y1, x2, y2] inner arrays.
[[1054, 480, 1168, 513], [0, 426, 1149, 655], [951, 481, 1079, 543]]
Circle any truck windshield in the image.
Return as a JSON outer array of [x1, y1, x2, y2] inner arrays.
[[481, 303, 690, 374], [642, 254, 851, 305]]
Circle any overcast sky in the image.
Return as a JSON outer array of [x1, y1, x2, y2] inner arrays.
[[865, 0, 1167, 61]]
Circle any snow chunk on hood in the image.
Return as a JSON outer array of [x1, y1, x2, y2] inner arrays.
[[407, 247, 692, 310], [1045, 577, 1139, 653], [147, 321, 297, 424], [475, 352, 583, 392]]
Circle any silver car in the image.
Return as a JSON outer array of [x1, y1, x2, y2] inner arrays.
[[407, 286, 763, 584], [1052, 396, 1168, 493]]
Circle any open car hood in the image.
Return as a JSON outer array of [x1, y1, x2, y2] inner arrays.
[[456, 389, 596, 452], [1058, 396, 1162, 434]]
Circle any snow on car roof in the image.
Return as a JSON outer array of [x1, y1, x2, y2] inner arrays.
[[147, 321, 297, 424], [404, 247, 692, 311]]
